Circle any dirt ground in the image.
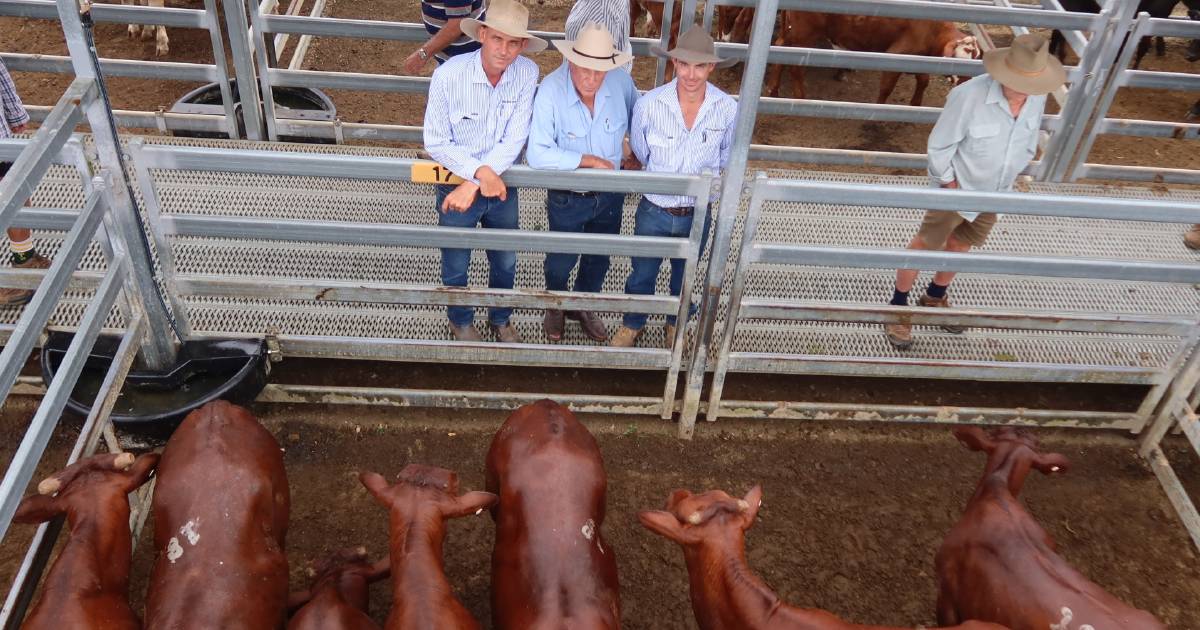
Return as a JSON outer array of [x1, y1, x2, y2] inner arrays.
[[3, 2, 1199, 171], [0, 396, 1197, 629]]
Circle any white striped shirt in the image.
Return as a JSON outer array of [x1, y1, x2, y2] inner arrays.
[[565, 0, 632, 71], [423, 50, 539, 184], [629, 80, 738, 208]]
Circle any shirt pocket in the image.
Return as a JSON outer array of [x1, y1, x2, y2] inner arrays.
[[560, 120, 592, 156], [964, 122, 1003, 157], [646, 129, 677, 167], [450, 108, 484, 141]]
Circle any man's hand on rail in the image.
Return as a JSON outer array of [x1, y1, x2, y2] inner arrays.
[[942, 179, 959, 189], [11, 123, 26, 134], [580, 155, 615, 170], [442, 181, 480, 213], [476, 166, 508, 200]]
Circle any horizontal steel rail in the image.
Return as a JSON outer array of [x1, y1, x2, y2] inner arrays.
[[1, 53, 218, 83], [256, 384, 668, 415], [23, 106, 231, 135], [1122, 69, 1200, 91], [761, 0, 1099, 27], [0, 138, 79, 165], [1146, 15, 1200, 38], [1069, 163, 1200, 186], [0, 0, 207, 27]]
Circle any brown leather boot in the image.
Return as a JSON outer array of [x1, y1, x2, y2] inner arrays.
[[885, 322, 913, 350], [491, 323, 524, 344], [543, 309, 565, 341], [566, 310, 607, 342], [449, 322, 482, 341], [918, 294, 965, 334], [1185, 225, 1200, 251], [664, 324, 677, 350], [0, 254, 51, 306], [610, 326, 641, 348]]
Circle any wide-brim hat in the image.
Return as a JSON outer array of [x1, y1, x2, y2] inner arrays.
[[553, 22, 634, 71], [461, 0, 548, 54], [982, 33, 1066, 96], [650, 25, 737, 69]]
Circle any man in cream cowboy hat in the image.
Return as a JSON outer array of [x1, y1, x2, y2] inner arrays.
[[612, 26, 738, 349], [527, 23, 638, 343], [884, 33, 1065, 350], [423, 0, 546, 343]]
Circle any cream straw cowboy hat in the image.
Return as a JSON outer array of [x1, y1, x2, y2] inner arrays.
[[552, 22, 633, 72], [462, 0, 548, 53], [982, 33, 1066, 96], [650, 25, 737, 69]]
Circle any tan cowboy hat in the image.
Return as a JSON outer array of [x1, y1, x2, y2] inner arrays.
[[553, 22, 633, 72], [982, 33, 1066, 96], [650, 25, 737, 69], [462, 0, 548, 53]]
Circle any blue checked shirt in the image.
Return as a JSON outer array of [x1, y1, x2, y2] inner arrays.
[[927, 74, 1045, 221], [629, 80, 737, 209], [526, 62, 638, 171], [424, 50, 538, 184], [0, 59, 30, 140]]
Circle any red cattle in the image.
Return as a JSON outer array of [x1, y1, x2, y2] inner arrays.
[[12, 452, 158, 630], [144, 400, 291, 630], [936, 426, 1166, 630], [287, 547, 390, 630], [485, 399, 620, 630], [717, 6, 753, 43], [765, 11, 980, 106], [639, 486, 1008, 630], [360, 464, 496, 630]]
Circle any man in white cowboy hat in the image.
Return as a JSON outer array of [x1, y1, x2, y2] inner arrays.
[[527, 23, 638, 343], [611, 26, 738, 349], [884, 33, 1066, 350], [423, 0, 547, 343]]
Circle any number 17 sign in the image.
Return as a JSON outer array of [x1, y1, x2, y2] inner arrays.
[[411, 161, 466, 185]]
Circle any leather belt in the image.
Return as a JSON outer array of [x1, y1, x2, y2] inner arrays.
[[551, 189, 599, 197], [661, 205, 694, 217]]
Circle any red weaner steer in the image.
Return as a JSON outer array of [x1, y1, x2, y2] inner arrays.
[[287, 546, 390, 630], [360, 463, 496, 630], [12, 452, 159, 630], [144, 400, 291, 630], [936, 426, 1166, 630], [640, 486, 1008, 630], [485, 399, 621, 630]]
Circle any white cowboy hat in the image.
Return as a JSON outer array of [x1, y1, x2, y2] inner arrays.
[[461, 0, 548, 54], [982, 33, 1066, 96], [552, 22, 633, 72], [650, 25, 737, 69]]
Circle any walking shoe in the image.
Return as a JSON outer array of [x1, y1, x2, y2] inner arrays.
[[449, 323, 483, 342], [0, 254, 51, 306], [884, 323, 913, 350], [610, 326, 642, 348], [544, 309, 565, 341], [491, 323, 523, 344], [566, 310, 607, 342], [664, 324, 677, 350], [918, 294, 966, 334], [1185, 224, 1200, 251]]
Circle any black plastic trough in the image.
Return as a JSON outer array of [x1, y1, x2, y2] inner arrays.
[[170, 78, 337, 144]]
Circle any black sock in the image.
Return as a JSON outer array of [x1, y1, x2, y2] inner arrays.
[[10, 249, 35, 265], [926, 282, 948, 299], [890, 289, 909, 306]]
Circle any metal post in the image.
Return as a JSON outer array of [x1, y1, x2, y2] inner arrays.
[[702, 0, 716, 34], [677, 1, 779, 439], [661, 175, 713, 419], [203, 0, 240, 139], [221, 0, 266, 140], [1133, 325, 1200, 432], [654, 0, 677, 87], [679, 0, 698, 33], [247, 0, 281, 140], [56, 0, 179, 370]]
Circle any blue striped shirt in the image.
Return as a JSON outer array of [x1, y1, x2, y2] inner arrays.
[[423, 50, 539, 184], [421, 0, 484, 62], [629, 79, 738, 208], [527, 62, 638, 171], [565, 0, 631, 72], [0, 59, 29, 140]]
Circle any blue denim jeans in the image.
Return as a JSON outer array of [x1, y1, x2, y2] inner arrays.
[[622, 196, 712, 331], [436, 185, 519, 327], [544, 190, 624, 294]]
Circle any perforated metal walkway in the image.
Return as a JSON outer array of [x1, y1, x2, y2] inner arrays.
[[9, 136, 1200, 371]]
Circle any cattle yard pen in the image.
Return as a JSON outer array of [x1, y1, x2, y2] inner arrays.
[[2, 0, 1200, 624]]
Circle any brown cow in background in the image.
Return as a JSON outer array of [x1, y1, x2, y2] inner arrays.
[[12, 452, 158, 630], [639, 485, 1007, 630], [486, 399, 620, 630], [765, 12, 980, 105], [936, 426, 1166, 630], [287, 546, 390, 630], [360, 464, 496, 630], [145, 400, 291, 630]]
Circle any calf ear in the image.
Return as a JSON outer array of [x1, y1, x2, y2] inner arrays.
[[739, 485, 763, 530], [639, 510, 696, 545], [1032, 452, 1070, 476], [953, 426, 995, 454], [14, 494, 63, 524], [664, 489, 691, 511], [445, 491, 498, 518], [359, 472, 391, 504]]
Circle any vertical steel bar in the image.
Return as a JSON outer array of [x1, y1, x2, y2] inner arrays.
[[661, 175, 713, 420], [677, 1, 778, 439], [247, 0, 280, 141], [702, 0, 716, 34], [1040, 7, 1114, 180], [679, 0, 699, 33], [1140, 334, 1200, 457], [128, 139, 194, 337], [1132, 323, 1199, 433], [203, 0, 241, 139], [221, 0, 266, 140], [655, 0, 677, 87]]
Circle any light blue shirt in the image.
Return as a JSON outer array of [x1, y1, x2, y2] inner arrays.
[[629, 79, 738, 208], [423, 50, 539, 184], [927, 74, 1045, 220], [526, 63, 638, 171]]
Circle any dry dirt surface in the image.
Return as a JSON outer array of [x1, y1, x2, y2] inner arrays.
[[0, 399, 1198, 629], [4, 3, 1199, 172]]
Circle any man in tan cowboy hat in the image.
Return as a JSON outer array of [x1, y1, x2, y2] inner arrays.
[[612, 26, 738, 349], [527, 23, 638, 343], [423, 0, 547, 343], [884, 33, 1065, 350]]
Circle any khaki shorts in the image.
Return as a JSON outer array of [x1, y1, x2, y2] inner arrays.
[[916, 210, 998, 249]]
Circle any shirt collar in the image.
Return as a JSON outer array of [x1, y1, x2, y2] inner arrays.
[[984, 76, 1005, 106], [471, 50, 518, 87]]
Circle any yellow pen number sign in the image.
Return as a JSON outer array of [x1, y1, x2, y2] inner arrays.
[[412, 161, 465, 185]]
